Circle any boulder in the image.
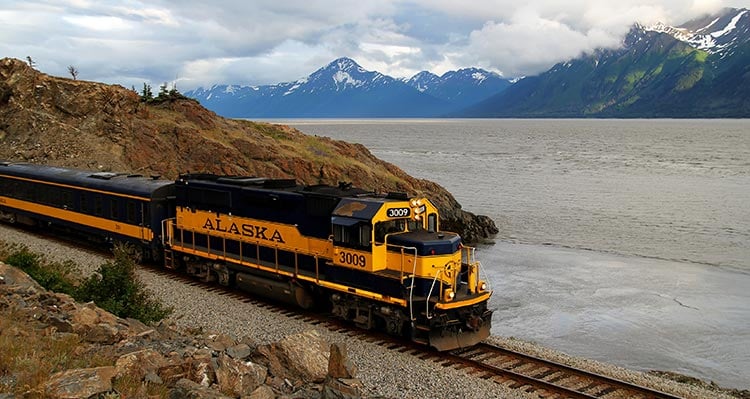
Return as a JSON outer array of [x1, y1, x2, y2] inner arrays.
[[214, 354, 268, 397], [189, 356, 215, 387], [115, 348, 167, 380], [323, 344, 362, 399], [226, 343, 252, 360], [84, 322, 121, 344], [206, 333, 236, 352], [0, 262, 42, 291], [44, 366, 116, 399], [327, 343, 356, 379], [256, 330, 330, 384]]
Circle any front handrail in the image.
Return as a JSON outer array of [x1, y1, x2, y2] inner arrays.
[[425, 269, 442, 320]]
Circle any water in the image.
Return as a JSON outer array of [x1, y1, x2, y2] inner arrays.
[[276, 118, 750, 389]]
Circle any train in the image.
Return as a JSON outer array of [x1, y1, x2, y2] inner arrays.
[[0, 161, 493, 350]]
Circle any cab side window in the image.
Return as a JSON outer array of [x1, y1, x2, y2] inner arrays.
[[333, 223, 371, 250]]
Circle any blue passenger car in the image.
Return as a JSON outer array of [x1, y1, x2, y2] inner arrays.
[[0, 162, 175, 260]]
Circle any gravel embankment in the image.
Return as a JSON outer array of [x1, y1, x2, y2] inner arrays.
[[0, 224, 736, 399]]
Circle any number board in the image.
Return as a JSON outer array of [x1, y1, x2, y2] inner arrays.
[[386, 207, 411, 218]]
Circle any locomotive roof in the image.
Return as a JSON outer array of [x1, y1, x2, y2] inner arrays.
[[178, 173, 406, 201], [0, 162, 173, 198]]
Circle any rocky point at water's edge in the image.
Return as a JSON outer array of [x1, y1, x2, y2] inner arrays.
[[0, 57, 497, 244]]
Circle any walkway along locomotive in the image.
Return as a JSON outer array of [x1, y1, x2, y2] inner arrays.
[[0, 162, 493, 350]]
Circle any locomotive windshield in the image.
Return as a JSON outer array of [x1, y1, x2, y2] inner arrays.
[[374, 218, 425, 244]]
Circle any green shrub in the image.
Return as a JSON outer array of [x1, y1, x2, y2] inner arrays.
[[1, 241, 172, 325], [4, 246, 79, 295], [76, 244, 173, 324]]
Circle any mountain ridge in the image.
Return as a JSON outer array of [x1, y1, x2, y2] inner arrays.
[[185, 57, 510, 118]]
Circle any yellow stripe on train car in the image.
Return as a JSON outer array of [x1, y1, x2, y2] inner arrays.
[[0, 196, 152, 241]]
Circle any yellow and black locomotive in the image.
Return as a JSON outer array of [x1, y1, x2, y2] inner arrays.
[[0, 162, 492, 350]]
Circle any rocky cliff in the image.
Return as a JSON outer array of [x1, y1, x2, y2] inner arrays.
[[0, 57, 497, 242]]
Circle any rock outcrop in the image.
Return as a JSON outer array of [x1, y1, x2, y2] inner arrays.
[[0, 57, 497, 243], [0, 262, 366, 398]]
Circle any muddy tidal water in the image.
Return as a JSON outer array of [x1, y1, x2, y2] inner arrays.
[[278, 118, 750, 389]]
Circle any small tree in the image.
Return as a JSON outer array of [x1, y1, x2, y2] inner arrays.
[[169, 82, 180, 96], [158, 82, 169, 98], [141, 82, 153, 101], [67, 65, 79, 80]]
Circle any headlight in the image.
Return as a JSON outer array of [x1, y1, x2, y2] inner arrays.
[[444, 290, 455, 301], [479, 281, 487, 291]]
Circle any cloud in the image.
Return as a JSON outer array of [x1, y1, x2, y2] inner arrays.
[[1, 0, 747, 89]]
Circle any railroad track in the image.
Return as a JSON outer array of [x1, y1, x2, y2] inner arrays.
[[443, 343, 684, 399]]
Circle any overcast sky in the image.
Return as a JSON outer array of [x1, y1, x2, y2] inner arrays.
[[2, 1, 748, 90]]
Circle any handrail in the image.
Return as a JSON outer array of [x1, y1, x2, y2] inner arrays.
[[161, 218, 175, 246], [400, 245, 417, 322], [425, 269, 442, 320]]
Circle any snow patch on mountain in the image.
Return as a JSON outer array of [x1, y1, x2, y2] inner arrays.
[[712, 10, 746, 38], [645, 9, 749, 54], [472, 72, 487, 83], [332, 71, 363, 90]]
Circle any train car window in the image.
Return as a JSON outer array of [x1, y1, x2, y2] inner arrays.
[[0, 178, 13, 198], [428, 213, 437, 232], [80, 195, 88, 213], [18, 181, 31, 201], [94, 195, 103, 216], [143, 204, 150, 224], [126, 201, 136, 223], [61, 190, 73, 209], [39, 185, 51, 205], [110, 199, 119, 220]]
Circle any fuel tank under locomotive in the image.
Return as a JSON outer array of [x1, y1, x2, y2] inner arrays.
[[235, 272, 315, 310]]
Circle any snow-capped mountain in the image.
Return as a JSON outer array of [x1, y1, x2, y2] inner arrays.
[[403, 68, 511, 108], [185, 58, 510, 118], [646, 8, 749, 55]]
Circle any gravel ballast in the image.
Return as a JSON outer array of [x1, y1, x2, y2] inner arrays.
[[0, 224, 737, 399]]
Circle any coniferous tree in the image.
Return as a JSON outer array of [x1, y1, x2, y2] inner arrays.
[[141, 82, 153, 101]]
